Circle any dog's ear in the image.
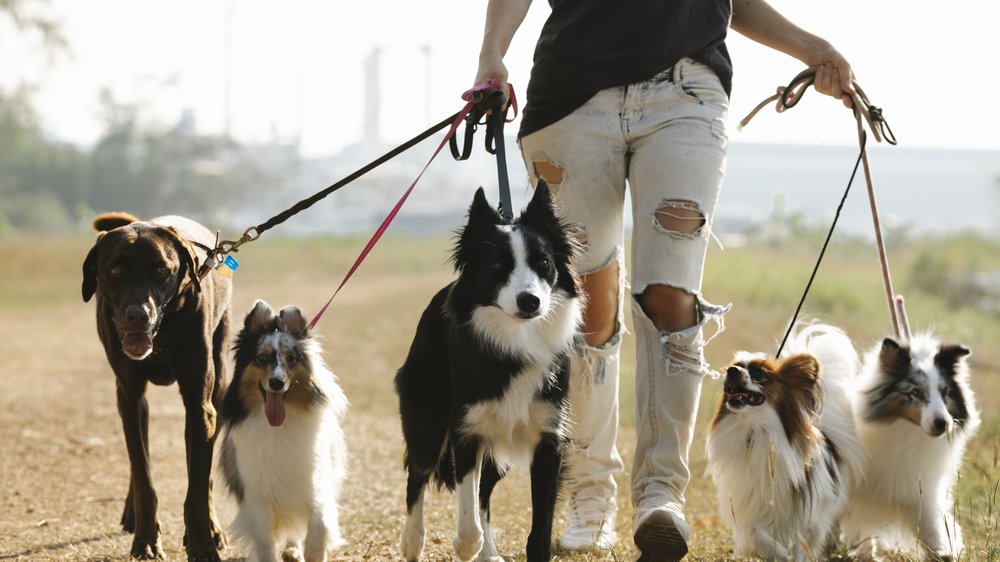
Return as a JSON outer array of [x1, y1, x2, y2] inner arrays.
[[877, 337, 914, 380], [81, 233, 107, 302], [468, 186, 502, 226], [245, 300, 277, 333], [277, 306, 309, 338], [452, 187, 502, 272], [163, 226, 201, 295], [779, 353, 822, 414], [781, 353, 820, 382], [935, 343, 972, 371]]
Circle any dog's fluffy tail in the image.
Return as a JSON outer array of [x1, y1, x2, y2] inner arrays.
[[781, 322, 859, 385], [93, 212, 140, 232]]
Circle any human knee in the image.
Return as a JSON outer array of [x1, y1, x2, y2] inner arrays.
[[580, 260, 620, 346], [637, 284, 697, 333], [653, 199, 705, 238]]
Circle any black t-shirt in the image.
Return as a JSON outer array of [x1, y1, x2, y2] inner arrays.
[[519, 0, 733, 137]]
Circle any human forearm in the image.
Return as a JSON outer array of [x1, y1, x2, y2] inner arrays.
[[730, 0, 829, 65], [475, 0, 533, 87], [731, 0, 855, 105]]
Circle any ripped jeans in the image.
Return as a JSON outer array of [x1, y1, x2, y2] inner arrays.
[[519, 58, 731, 526]]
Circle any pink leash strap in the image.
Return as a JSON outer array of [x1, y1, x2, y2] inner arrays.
[[306, 91, 487, 331]]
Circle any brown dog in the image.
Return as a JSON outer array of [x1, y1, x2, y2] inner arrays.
[[82, 212, 231, 561]]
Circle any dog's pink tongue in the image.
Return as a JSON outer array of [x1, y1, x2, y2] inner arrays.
[[265, 392, 286, 427], [121, 333, 153, 357]]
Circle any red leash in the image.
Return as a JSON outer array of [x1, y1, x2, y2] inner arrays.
[[306, 81, 509, 331]]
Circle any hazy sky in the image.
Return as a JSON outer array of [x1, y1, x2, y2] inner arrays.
[[3, 0, 999, 157]]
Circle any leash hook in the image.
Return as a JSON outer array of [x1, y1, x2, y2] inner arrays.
[[217, 226, 260, 255]]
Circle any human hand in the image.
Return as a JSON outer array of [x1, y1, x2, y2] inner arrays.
[[805, 43, 855, 108], [473, 55, 511, 111]]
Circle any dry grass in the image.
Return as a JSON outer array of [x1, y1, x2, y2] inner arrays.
[[1, 232, 997, 561]]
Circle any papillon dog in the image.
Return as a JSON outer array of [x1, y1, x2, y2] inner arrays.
[[219, 300, 349, 562], [840, 333, 979, 561], [706, 324, 865, 561], [395, 182, 581, 562]]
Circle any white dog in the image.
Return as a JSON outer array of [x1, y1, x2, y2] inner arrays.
[[219, 301, 348, 562], [841, 333, 979, 561], [706, 324, 865, 561]]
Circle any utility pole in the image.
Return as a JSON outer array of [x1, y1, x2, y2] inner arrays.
[[223, 0, 234, 138]]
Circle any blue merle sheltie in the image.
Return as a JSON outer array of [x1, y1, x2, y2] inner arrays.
[[395, 182, 582, 562], [219, 300, 348, 562], [841, 332, 979, 561]]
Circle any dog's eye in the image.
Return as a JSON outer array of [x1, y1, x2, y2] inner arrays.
[[490, 259, 504, 271], [110, 265, 125, 277], [940, 385, 951, 398], [285, 353, 297, 365], [907, 388, 926, 401], [256, 353, 271, 365], [749, 369, 768, 382], [537, 257, 550, 269], [153, 265, 170, 277]]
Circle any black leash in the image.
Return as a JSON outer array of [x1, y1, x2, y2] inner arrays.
[[450, 84, 517, 221], [775, 136, 866, 357], [213, 111, 461, 256]]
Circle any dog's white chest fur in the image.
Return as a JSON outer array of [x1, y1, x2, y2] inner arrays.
[[229, 409, 334, 515], [460, 294, 579, 469], [463, 366, 564, 469]]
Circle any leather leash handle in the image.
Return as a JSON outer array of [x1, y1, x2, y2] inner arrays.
[[450, 80, 520, 222], [741, 69, 908, 343]]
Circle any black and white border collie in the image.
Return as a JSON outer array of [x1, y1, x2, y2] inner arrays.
[[219, 300, 348, 562], [841, 333, 979, 561], [395, 182, 581, 562]]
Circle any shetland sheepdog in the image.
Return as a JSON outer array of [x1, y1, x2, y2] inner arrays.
[[706, 324, 865, 561], [219, 300, 348, 562], [394, 182, 581, 562], [841, 333, 979, 560]]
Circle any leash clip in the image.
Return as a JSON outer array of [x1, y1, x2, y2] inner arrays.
[[217, 226, 260, 255]]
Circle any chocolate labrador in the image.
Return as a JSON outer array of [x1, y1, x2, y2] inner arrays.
[[82, 212, 231, 561]]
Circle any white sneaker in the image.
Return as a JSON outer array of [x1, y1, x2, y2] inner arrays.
[[633, 503, 689, 562], [558, 494, 617, 552]]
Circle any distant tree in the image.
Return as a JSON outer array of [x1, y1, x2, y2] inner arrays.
[[0, 0, 67, 54], [87, 89, 282, 228]]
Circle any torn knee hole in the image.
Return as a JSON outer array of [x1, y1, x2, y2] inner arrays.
[[654, 200, 705, 236], [664, 342, 704, 372], [532, 159, 564, 187]]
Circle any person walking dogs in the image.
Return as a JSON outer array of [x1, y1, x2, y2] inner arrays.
[[473, 0, 856, 560]]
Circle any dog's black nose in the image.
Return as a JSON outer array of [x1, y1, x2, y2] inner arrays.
[[268, 376, 285, 392], [517, 293, 540, 314], [725, 365, 746, 382], [933, 417, 948, 434], [124, 305, 150, 327]]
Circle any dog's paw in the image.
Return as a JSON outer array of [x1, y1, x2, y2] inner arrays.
[[208, 518, 228, 550], [281, 545, 305, 562], [453, 529, 484, 562], [182, 534, 222, 562], [130, 536, 164, 560], [184, 546, 222, 562]]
